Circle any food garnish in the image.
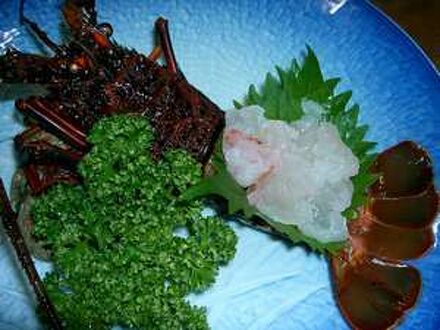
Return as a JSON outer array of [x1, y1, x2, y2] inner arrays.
[[30, 115, 236, 329]]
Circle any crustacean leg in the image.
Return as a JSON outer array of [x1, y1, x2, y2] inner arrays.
[[146, 18, 224, 162], [62, 0, 97, 37], [0, 180, 63, 329], [155, 18, 179, 74], [0, 1, 67, 84], [15, 97, 89, 150], [23, 163, 80, 196], [63, 0, 113, 50], [20, 0, 62, 55], [15, 125, 85, 165], [154, 17, 201, 106], [147, 46, 162, 62], [14, 126, 83, 196], [331, 141, 439, 329]]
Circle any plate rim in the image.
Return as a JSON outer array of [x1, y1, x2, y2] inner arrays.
[[361, 0, 439, 80]]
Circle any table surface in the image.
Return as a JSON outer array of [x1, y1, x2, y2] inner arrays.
[[373, 0, 440, 67]]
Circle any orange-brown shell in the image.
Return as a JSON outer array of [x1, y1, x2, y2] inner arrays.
[[332, 141, 438, 330]]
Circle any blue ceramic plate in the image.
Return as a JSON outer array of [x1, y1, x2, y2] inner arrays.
[[1, 0, 439, 329]]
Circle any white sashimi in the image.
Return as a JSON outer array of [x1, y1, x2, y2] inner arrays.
[[223, 129, 279, 187], [223, 103, 359, 243]]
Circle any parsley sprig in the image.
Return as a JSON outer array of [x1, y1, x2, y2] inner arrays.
[[32, 115, 237, 329], [184, 47, 377, 254]]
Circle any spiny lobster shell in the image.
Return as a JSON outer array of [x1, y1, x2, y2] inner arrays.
[[1, 0, 224, 197], [0, 0, 225, 328]]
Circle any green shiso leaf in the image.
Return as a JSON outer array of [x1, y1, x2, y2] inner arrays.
[[263, 218, 346, 255], [32, 115, 237, 330], [185, 47, 377, 254]]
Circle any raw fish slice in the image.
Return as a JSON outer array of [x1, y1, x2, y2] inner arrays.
[[224, 106, 358, 243], [223, 128, 279, 188], [225, 105, 266, 136]]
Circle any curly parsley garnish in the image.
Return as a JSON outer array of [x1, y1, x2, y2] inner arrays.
[[32, 115, 237, 329]]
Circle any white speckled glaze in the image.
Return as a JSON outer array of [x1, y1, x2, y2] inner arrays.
[[1, 0, 439, 329]]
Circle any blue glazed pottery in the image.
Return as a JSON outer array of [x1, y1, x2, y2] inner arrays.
[[0, 0, 439, 329]]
